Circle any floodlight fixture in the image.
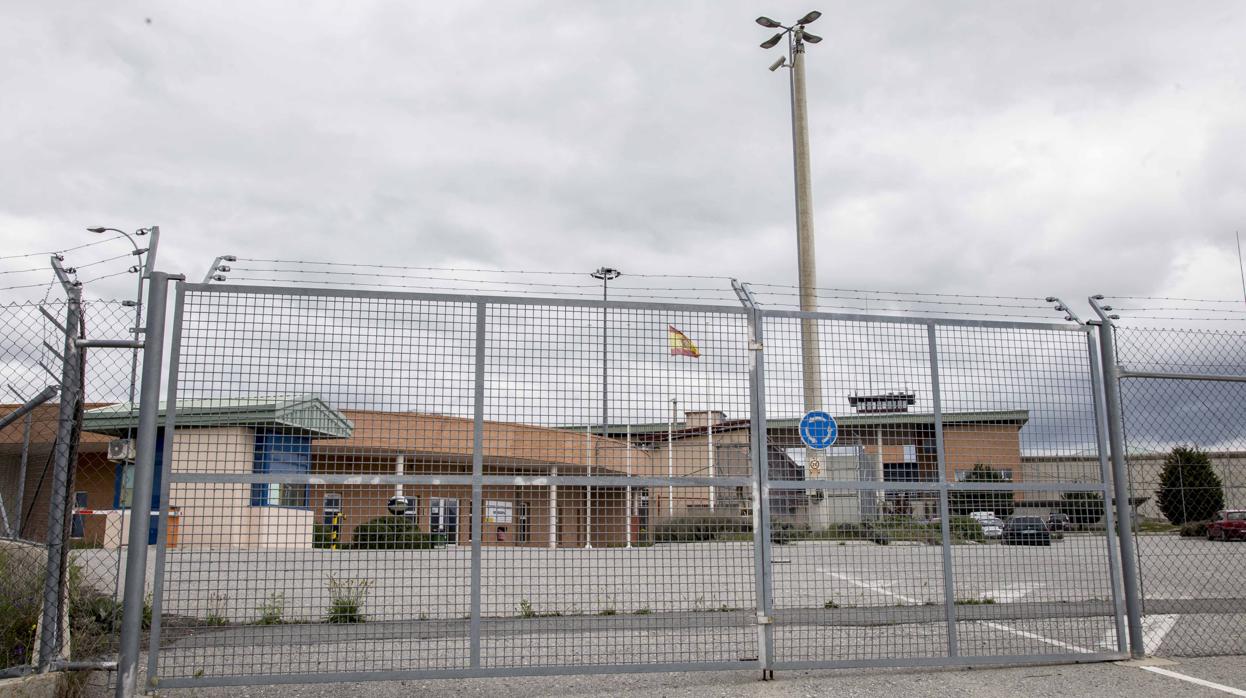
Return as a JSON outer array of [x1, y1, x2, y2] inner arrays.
[[798, 10, 822, 25], [760, 32, 784, 49], [802, 31, 823, 43], [756, 16, 782, 28]]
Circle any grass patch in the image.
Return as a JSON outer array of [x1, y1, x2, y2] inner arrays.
[[955, 597, 996, 605], [823, 600, 840, 609], [632, 608, 652, 615], [324, 575, 372, 623], [254, 592, 285, 625]]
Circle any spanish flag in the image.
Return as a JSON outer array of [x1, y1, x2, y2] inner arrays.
[[668, 325, 700, 358]]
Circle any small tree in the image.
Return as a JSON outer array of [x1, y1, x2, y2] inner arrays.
[[1156, 446, 1224, 525], [949, 464, 1015, 518], [1059, 490, 1104, 526]]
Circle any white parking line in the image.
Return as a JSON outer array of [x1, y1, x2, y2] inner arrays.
[[1142, 614, 1178, 656], [817, 568, 923, 605], [980, 621, 1093, 653], [1139, 666, 1246, 697]]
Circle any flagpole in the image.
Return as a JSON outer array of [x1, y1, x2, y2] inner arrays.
[[668, 397, 677, 517], [625, 423, 632, 548]]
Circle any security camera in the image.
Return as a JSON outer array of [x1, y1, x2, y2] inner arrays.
[[769, 56, 787, 72]]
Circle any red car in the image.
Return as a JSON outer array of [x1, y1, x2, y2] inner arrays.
[[1207, 510, 1246, 541]]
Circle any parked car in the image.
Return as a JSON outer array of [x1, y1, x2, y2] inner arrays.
[[1002, 516, 1052, 546], [980, 517, 1004, 540], [1206, 509, 1246, 541], [1047, 513, 1072, 533]]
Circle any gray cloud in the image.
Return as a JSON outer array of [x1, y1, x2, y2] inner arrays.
[[1, 1, 1244, 320]]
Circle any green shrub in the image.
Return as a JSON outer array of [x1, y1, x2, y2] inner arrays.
[[652, 513, 752, 543], [1157, 447, 1225, 525], [949, 516, 986, 543], [949, 464, 1015, 518], [0, 548, 42, 667], [1059, 491, 1105, 526], [1179, 520, 1212, 537], [349, 516, 443, 550], [313, 522, 342, 549]]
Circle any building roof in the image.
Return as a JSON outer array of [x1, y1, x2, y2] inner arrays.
[[82, 395, 355, 439], [590, 409, 1030, 441]]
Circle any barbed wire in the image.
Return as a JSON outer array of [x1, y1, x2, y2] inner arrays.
[[0, 237, 116, 261], [233, 258, 733, 281], [749, 282, 1046, 302], [227, 266, 728, 293]]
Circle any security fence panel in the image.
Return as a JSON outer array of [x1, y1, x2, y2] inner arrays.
[[934, 322, 1121, 661], [1114, 325, 1246, 657], [760, 311, 1123, 669], [2, 296, 139, 690], [148, 285, 480, 687], [478, 301, 759, 671]]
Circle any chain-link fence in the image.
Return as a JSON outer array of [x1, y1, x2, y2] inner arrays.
[[11, 269, 1246, 692], [1, 289, 140, 691], [1113, 324, 1246, 657]]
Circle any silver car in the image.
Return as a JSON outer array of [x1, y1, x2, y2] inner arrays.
[[980, 517, 1004, 539]]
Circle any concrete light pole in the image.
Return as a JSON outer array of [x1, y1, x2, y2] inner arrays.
[[588, 267, 620, 549], [759, 11, 825, 467]]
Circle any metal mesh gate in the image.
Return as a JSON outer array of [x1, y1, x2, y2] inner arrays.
[[141, 282, 1127, 689], [1114, 325, 1246, 657]]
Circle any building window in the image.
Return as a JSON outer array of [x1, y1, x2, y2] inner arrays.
[[955, 468, 1014, 482], [251, 431, 311, 508]]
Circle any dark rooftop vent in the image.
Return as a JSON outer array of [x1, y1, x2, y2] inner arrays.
[[848, 391, 916, 414]]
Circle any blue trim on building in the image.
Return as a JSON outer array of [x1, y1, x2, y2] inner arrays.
[[251, 430, 311, 508]]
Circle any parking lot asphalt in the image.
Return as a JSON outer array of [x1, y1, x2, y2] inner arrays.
[[81, 656, 1246, 697], [72, 532, 1246, 685]]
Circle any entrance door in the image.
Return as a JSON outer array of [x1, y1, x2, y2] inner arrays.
[[516, 501, 530, 544], [431, 498, 459, 543]]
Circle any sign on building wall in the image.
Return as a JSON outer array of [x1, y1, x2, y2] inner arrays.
[[484, 500, 513, 524]]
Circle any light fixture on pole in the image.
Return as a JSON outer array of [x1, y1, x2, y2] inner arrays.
[[757, 12, 825, 477], [588, 266, 621, 549], [86, 226, 160, 409]]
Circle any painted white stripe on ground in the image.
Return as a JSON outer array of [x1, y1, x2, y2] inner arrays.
[[987, 584, 1034, 603], [1142, 614, 1179, 656], [980, 621, 1093, 653], [816, 568, 923, 605], [1140, 666, 1246, 697]]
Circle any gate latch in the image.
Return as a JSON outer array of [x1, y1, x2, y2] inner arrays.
[[749, 341, 764, 352], [756, 614, 773, 625]]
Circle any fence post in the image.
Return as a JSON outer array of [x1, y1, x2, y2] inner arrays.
[[732, 280, 774, 679], [927, 323, 960, 658], [1085, 329, 1129, 654], [116, 271, 178, 698], [37, 262, 82, 671], [1088, 297, 1145, 658], [469, 301, 486, 668]]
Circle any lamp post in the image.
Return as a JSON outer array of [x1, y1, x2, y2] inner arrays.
[[588, 267, 620, 549], [86, 226, 160, 408], [758, 12, 825, 472]]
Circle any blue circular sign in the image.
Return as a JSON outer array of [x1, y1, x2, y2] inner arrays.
[[799, 411, 838, 450]]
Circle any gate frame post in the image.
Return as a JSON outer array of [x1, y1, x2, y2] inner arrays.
[[469, 301, 486, 668], [144, 280, 186, 690], [116, 270, 182, 698], [1088, 296, 1145, 658], [732, 280, 774, 679], [926, 323, 960, 658], [37, 259, 83, 671]]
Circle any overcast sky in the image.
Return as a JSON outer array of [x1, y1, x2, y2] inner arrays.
[[2, 1, 1245, 318]]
